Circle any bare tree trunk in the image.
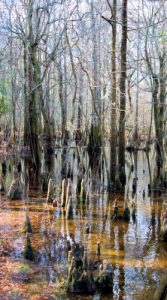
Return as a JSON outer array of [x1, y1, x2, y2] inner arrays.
[[110, 0, 117, 187], [23, 42, 29, 148], [78, 69, 83, 130], [159, 56, 165, 157], [28, 44, 41, 169], [118, 0, 128, 185], [91, 0, 101, 126], [134, 0, 140, 143], [57, 60, 67, 146], [88, 1, 102, 163], [66, 30, 77, 125], [155, 55, 166, 180]]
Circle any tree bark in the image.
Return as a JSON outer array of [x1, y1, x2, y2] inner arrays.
[[23, 42, 29, 147], [118, 0, 128, 182], [28, 44, 41, 169], [110, 0, 117, 187]]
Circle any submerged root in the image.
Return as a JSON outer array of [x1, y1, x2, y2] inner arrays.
[[66, 241, 113, 295]]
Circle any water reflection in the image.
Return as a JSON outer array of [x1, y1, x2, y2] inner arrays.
[[0, 148, 166, 299]]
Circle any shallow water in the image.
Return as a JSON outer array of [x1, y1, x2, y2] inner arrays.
[[0, 148, 167, 299]]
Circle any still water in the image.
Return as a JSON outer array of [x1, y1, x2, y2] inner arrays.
[[0, 148, 167, 299]]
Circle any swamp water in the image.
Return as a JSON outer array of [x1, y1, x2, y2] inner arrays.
[[0, 147, 167, 299]]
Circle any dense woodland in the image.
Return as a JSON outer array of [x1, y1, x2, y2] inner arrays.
[[0, 0, 167, 299], [0, 0, 166, 186]]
